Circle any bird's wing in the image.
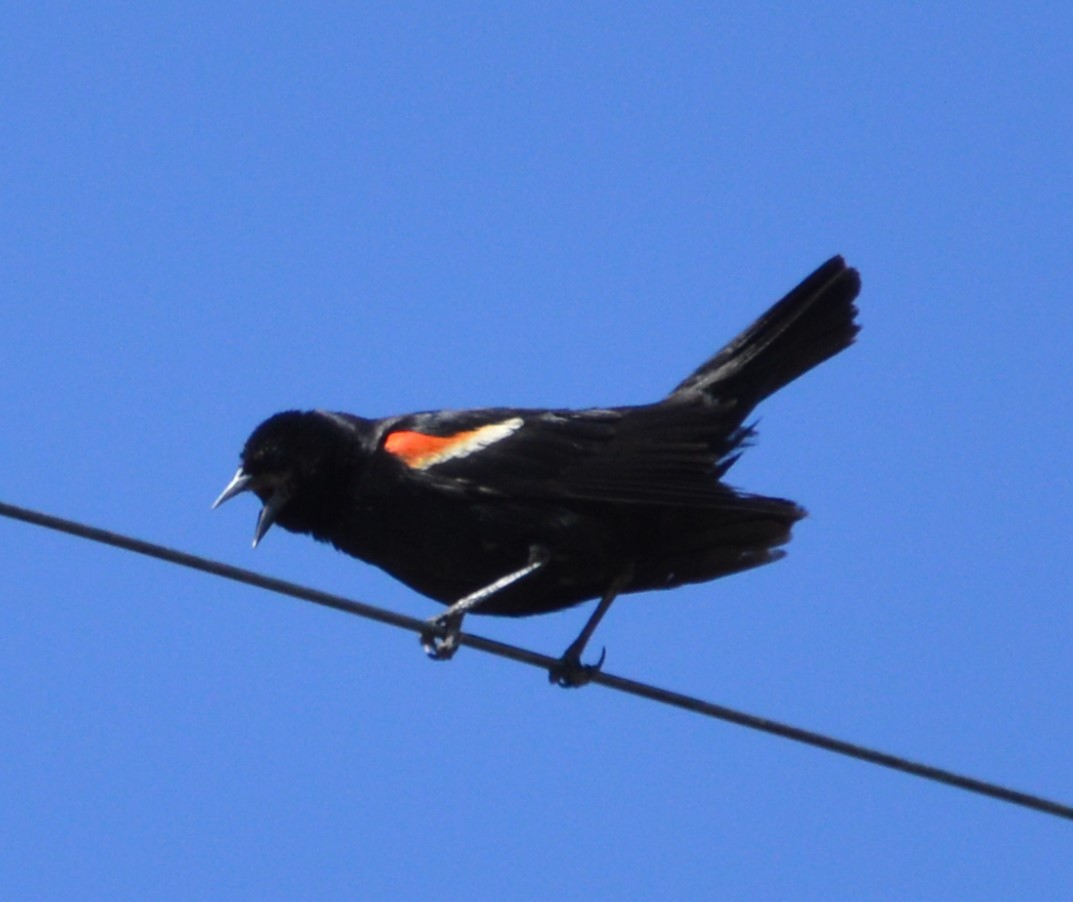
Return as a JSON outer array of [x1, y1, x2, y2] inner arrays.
[[377, 403, 783, 510]]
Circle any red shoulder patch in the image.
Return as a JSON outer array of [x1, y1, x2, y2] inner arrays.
[[383, 418, 524, 470], [384, 430, 471, 465]]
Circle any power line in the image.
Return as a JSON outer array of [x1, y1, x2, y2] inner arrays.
[[2, 498, 1070, 823]]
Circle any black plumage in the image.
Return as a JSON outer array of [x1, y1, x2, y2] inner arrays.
[[215, 256, 860, 684]]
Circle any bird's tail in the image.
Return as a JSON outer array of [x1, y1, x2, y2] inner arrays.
[[670, 256, 861, 412]]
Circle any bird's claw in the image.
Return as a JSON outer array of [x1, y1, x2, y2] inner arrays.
[[421, 614, 462, 661], [548, 646, 606, 688]]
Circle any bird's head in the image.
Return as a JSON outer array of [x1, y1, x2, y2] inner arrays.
[[213, 410, 352, 546]]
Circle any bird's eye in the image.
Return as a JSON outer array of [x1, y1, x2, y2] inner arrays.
[[259, 450, 289, 473], [242, 443, 284, 476]]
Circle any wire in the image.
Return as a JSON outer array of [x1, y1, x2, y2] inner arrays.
[[2, 498, 1070, 822]]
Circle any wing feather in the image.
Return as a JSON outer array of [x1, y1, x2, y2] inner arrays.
[[381, 402, 788, 512]]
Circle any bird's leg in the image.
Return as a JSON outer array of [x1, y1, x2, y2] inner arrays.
[[421, 547, 550, 661], [549, 567, 634, 688]]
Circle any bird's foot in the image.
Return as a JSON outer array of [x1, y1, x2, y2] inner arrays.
[[421, 613, 462, 661], [548, 646, 606, 688]]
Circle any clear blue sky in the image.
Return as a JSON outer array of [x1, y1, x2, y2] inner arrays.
[[4, 4, 1072, 898]]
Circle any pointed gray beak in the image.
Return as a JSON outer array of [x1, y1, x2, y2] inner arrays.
[[213, 468, 254, 510], [251, 492, 287, 548], [213, 467, 289, 548]]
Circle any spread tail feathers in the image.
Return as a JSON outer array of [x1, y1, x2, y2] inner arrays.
[[671, 256, 861, 409]]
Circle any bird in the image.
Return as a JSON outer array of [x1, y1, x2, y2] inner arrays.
[[214, 255, 860, 686]]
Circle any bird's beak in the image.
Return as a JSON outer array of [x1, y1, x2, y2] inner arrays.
[[251, 492, 287, 548], [212, 467, 286, 548], [213, 468, 254, 509]]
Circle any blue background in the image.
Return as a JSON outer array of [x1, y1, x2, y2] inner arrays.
[[4, 4, 1071, 898]]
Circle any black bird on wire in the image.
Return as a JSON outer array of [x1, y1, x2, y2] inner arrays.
[[214, 256, 861, 686]]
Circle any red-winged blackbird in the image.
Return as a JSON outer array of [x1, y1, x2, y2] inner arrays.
[[215, 256, 860, 685]]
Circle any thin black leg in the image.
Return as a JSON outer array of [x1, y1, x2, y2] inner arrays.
[[548, 568, 633, 688], [421, 547, 549, 660]]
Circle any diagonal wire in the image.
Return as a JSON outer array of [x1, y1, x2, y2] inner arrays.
[[1, 499, 1070, 823]]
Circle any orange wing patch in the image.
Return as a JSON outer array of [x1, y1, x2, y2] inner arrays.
[[384, 417, 524, 470]]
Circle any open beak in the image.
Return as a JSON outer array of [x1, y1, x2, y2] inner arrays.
[[251, 493, 286, 548], [212, 467, 286, 548], [213, 468, 254, 509]]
